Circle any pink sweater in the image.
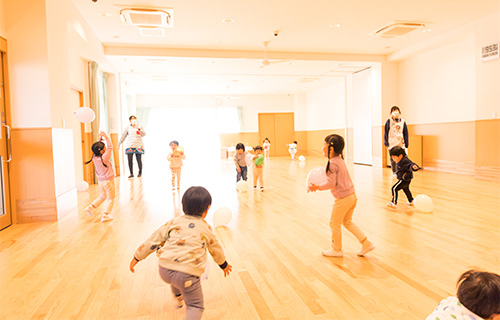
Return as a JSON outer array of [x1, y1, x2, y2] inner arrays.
[[318, 156, 355, 199], [93, 137, 115, 182]]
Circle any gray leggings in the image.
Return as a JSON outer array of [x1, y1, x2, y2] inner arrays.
[[159, 267, 204, 320]]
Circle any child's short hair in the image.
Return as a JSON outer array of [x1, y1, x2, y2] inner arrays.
[[389, 146, 406, 157], [294, 141, 297, 144], [457, 269, 500, 319], [129, 115, 136, 120], [170, 140, 179, 146], [390, 106, 401, 113], [235, 143, 245, 151], [182, 186, 212, 217], [254, 146, 263, 152]]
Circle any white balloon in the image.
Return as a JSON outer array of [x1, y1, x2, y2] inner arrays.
[[414, 194, 433, 213], [306, 167, 327, 188], [76, 180, 89, 192], [213, 207, 232, 226], [74, 107, 95, 123], [299, 155, 305, 162], [237, 179, 248, 192]]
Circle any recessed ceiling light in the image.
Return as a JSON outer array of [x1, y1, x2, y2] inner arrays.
[[98, 12, 112, 17], [384, 46, 391, 49], [210, 61, 216, 64], [222, 19, 234, 23], [113, 35, 121, 39], [422, 29, 432, 32], [329, 24, 341, 28]]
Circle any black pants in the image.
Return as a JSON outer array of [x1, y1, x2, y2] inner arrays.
[[236, 166, 247, 182], [127, 153, 143, 175], [391, 179, 413, 204]]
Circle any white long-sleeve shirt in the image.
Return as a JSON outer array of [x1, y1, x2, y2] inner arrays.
[[134, 215, 227, 277], [426, 297, 483, 320]]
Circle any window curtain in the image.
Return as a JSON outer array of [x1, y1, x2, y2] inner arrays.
[[88, 61, 100, 143], [237, 106, 243, 132], [100, 72, 110, 133], [137, 107, 152, 129]]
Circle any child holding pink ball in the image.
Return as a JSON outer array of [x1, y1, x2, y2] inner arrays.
[[308, 134, 374, 257]]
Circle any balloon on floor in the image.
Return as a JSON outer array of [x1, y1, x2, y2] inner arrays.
[[237, 179, 248, 192], [299, 155, 305, 161], [414, 194, 433, 213], [306, 167, 327, 189], [74, 107, 95, 123], [213, 207, 232, 226], [76, 180, 89, 192]]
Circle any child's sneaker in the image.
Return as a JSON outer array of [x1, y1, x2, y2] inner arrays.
[[175, 295, 184, 308], [101, 214, 114, 222], [322, 248, 343, 257], [406, 201, 414, 206], [260, 187, 264, 192], [387, 202, 397, 208], [84, 206, 94, 217], [253, 186, 257, 190], [128, 174, 134, 179], [357, 241, 375, 257]]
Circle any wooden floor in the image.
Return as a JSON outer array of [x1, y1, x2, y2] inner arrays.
[[1, 156, 499, 320]]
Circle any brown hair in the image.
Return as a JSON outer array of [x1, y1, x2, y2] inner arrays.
[[457, 269, 500, 319]]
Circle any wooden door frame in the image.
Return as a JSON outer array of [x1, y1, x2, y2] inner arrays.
[[0, 37, 14, 228], [71, 87, 94, 185]]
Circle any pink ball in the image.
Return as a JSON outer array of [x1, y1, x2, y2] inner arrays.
[[245, 153, 253, 165], [306, 167, 327, 188]]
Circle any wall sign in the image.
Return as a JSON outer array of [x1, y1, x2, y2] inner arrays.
[[481, 42, 499, 62]]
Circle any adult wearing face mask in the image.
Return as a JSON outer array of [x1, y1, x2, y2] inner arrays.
[[118, 115, 146, 178], [384, 106, 409, 175]]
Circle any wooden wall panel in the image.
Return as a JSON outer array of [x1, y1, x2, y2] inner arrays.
[[11, 128, 57, 222], [475, 119, 500, 181]]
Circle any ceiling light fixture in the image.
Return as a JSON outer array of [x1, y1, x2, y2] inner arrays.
[[222, 19, 234, 23], [98, 11, 112, 17], [329, 24, 341, 28]]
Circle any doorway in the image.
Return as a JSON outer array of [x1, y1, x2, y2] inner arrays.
[[352, 68, 373, 165], [0, 38, 13, 230], [258, 113, 294, 156]]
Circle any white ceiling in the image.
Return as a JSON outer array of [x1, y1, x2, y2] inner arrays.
[[71, 0, 500, 95]]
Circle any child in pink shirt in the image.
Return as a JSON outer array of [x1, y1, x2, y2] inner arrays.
[[85, 131, 115, 222], [308, 134, 374, 257]]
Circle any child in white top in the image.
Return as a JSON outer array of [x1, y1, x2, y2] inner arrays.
[[167, 140, 185, 191], [263, 138, 271, 159], [426, 269, 500, 320], [287, 141, 297, 160], [130, 186, 232, 320]]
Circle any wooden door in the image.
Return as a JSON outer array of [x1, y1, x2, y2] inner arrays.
[[258, 113, 276, 156], [258, 113, 295, 157], [0, 43, 13, 230]]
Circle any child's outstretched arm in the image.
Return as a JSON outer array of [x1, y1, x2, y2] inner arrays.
[[129, 221, 171, 273], [206, 229, 232, 277]]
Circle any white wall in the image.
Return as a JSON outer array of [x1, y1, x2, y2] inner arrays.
[[136, 94, 295, 132], [399, 35, 476, 124], [475, 11, 500, 120], [305, 78, 346, 130], [0, 0, 6, 37]]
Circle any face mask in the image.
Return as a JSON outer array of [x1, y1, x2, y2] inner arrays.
[[392, 112, 399, 118], [131, 119, 137, 125]]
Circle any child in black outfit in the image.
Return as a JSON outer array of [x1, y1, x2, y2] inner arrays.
[[387, 146, 420, 208]]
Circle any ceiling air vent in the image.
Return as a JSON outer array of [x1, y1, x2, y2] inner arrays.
[[139, 27, 165, 37], [374, 21, 425, 38], [120, 8, 173, 27]]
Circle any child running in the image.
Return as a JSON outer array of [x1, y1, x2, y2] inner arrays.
[[167, 140, 185, 192], [387, 146, 420, 208], [287, 141, 298, 160], [252, 146, 264, 191], [84, 131, 115, 222], [234, 143, 248, 183], [130, 186, 232, 320], [426, 269, 500, 320], [308, 134, 374, 257]]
